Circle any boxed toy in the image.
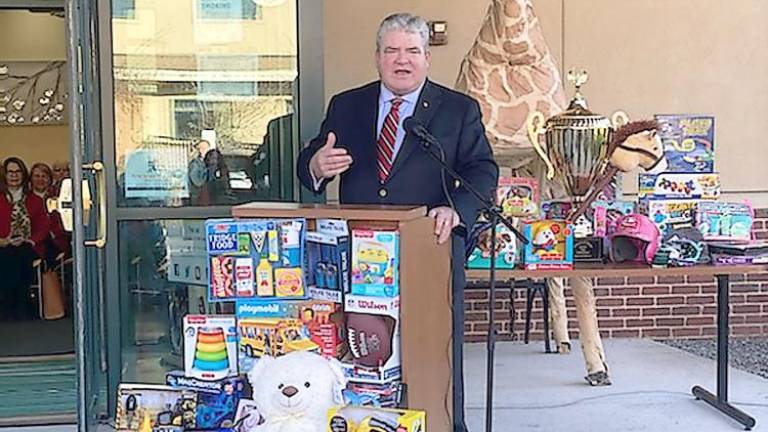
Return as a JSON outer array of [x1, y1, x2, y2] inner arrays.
[[297, 300, 346, 360], [166, 371, 247, 430], [466, 221, 518, 269], [306, 230, 351, 302], [497, 177, 539, 218], [696, 201, 753, 242], [115, 384, 197, 431], [523, 220, 574, 270], [235, 300, 319, 373], [233, 399, 262, 432], [206, 219, 306, 301], [184, 315, 239, 381], [328, 406, 425, 432], [351, 229, 399, 297], [641, 199, 698, 236], [655, 114, 715, 173], [591, 201, 636, 237], [343, 382, 404, 408], [343, 295, 401, 384], [638, 172, 720, 200], [540, 200, 593, 238]]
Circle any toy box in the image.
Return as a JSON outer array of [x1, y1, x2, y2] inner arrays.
[[351, 229, 399, 297], [696, 201, 753, 242], [184, 315, 239, 381], [342, 295, 401, 384], [206, 219, 306, 301], [540, 200, 593, 238], [165, 371, 246, 430], [523, 220, 574, 270], [591, 201, 636, 237], [641, 199, 698, 236], [638, 172, 720, 200], [297, 300, 346, 360], [497, 177, 539, 218], [233, 399, 262, 432], [343, 382, 404, 408], [466, 221, 518, 269], [306, 230, 351, 301], [328, 406, 425, 432], [655, 114, 715, 173], [235, 300, 319, 373], [115, 384, 197, 432]]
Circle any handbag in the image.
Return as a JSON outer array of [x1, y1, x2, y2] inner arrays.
[[42, 269, 66, 320]]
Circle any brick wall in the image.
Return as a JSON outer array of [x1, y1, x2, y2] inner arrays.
[[464, 208, 768, 343]]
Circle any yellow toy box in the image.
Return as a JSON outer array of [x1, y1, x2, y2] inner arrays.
[[328, 405, 425, 432]]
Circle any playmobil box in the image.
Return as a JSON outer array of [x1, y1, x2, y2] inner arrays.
[[165, 371, 246, 430], [328, 405, 425, 432], [306, 230, 351, 302], [591, 201, 636, 238], [655, 114, 715, 173], [522, 220, 574, 270], [350, 229, 399, 297], [696, 201, 754, 242], [640, 199, 698, 236], [638, 172, 721, 200], [115, 384, 197, 431], [184, 315, 239, 381], [498, 176, 539, 218], [342, 295, 401, 384], [466, 221, 518, 269], [206, 218, 306, 302]]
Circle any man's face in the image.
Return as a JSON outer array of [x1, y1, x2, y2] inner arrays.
[[376, 30, 430, 96], [52, 163, 69, 182]]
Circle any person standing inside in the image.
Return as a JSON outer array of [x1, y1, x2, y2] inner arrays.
[[297, 13, 498, 432]]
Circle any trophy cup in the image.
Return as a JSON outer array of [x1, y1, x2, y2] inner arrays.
[[527, 70, 628, 220]]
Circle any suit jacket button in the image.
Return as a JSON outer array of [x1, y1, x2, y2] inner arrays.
[[378, 188, 387, 198]]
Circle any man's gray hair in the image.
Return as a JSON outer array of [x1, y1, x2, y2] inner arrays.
[[376, 13, 430, 52]]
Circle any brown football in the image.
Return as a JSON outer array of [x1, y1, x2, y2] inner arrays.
[[345, 312, 395, 368]]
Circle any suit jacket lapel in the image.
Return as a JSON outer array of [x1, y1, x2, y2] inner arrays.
[[387, 79, 444, 181], [359, 83, 381, 178]]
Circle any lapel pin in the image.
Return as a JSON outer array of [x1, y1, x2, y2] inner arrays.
[[423, 101, 429, 108]]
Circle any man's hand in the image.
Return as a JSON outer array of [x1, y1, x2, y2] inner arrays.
[[309, 132, 353, 180], [428, 206, 460, 245]]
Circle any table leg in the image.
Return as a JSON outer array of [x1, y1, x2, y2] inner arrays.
[[691, 274, 756, 430]]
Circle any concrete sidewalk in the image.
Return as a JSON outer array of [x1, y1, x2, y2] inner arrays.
[[464, 338, 768, 432]]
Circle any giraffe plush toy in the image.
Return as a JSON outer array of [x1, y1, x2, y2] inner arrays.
[[455, 0, 566, 170]]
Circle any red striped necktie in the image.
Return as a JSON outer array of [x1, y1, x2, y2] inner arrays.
[[376, 98, 403, 183]]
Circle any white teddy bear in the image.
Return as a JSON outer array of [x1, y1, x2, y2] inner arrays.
[[247, 351, 347, 432]]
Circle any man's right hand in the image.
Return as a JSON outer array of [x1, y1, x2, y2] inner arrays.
[[309, 132, 353, 180]]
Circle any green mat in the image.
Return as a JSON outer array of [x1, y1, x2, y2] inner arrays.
[[0, 359, 76, 418]]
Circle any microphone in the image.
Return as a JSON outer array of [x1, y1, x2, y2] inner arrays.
[[403, 117, 440, 148]]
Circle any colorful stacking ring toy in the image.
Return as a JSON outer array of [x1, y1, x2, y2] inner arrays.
[[193, 327, 229, 373]]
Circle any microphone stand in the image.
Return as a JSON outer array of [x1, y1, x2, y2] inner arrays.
[[415, 136, 528, 432]]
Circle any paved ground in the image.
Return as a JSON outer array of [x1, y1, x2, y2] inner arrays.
[[661, 337, 768, 380]]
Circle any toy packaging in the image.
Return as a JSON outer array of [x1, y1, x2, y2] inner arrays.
[[661, 227, 710, 267], [638, 172, 720, 200], [233, 399, 262, 432], [708, 241, 768, 265], [641, 199, 698, 236], [466, 221, 518, 269], [655, 114, 715, 173], [165, 371, 246, 430], [696, 201, 753, 242], [184, 315, 239, 381], [115, 384, 197, 432], [592, 201, 636, 237], [523, 220, 574, 270], [343, 382, 404, 408], [328, 405, 425, 432], [306, 230, 351, 302], [540, 200, 573, 220], [298, 300, 346, 360], [351, 229, 399, 297], [206, 218, 306, 301], [342, 295, 401, 384], [497, 177, 539, 218]]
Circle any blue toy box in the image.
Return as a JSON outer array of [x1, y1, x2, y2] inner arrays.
[[350, 229, 399, 297], [166, 371, 246, 430], [306, 230, 350, 303], [523, 220, 574, 270], [655, 114, 715, 173], [696, 201, 753, 242]]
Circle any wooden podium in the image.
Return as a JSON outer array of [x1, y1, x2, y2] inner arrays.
[[233, 203, 454, 431]]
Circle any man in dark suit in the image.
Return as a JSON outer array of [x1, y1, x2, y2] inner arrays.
[[297, 12, 498, 432]]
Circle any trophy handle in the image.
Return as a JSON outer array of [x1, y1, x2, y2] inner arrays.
[[611, 111, 629, 128], [526, 111, 555, 180]]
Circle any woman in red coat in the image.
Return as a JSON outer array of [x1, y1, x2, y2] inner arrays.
[[0, 157, 49, 321], [30, 162, 71, 264]]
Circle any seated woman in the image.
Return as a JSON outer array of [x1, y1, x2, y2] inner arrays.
[[30, 162, 71, 266], [0, 158, 49, 320]]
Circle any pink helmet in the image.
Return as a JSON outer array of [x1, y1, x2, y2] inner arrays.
[[609, 214, 661, 264]]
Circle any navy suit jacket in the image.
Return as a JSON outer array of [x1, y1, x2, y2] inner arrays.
[[297, 79, 498, 237]]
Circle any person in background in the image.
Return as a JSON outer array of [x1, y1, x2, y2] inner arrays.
[[30, 162, 71, 265], [188, 139, 211, 205], [0, 157, 49, 320], [50, 160, 70, 196]]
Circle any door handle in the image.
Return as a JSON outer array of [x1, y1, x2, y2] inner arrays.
[[83, 161, 106, 248]]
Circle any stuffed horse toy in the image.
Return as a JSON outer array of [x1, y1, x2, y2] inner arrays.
[[571, 120, 667, 220]]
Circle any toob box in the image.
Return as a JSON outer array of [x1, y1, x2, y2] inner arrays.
[[641, 199, 698, 236], [328, 405, 425, 432], [696, 201, 753, 242], [115, 384, 197, 432], [184, 315, 239, 381], [638, 172, 720, 200], [655, 114, 715, 173], [342, 295, 401, 384], [466, 221, 518, 269], [497, 177, 539, 218], [165, 371, 246, 430], [523, 220, 574, 270], [351, 229, 399, 297]]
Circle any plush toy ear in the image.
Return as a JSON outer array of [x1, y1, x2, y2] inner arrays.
[[247, 355, 274, 389], [326, 358, 348, 403]]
